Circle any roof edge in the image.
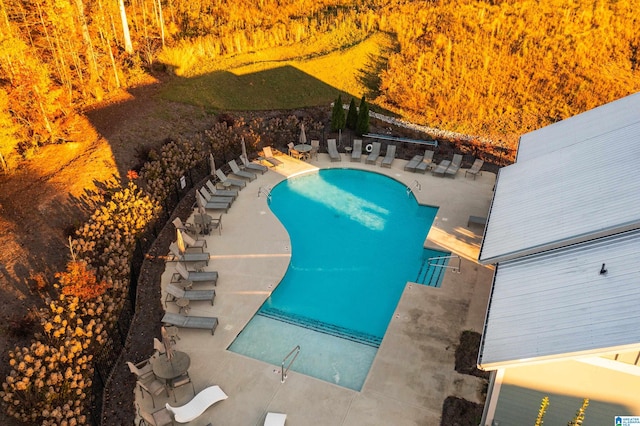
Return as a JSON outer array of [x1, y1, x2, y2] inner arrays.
[[478, 343, 640, 371]]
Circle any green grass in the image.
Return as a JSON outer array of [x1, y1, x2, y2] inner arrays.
[[159, 32, 393, 111]]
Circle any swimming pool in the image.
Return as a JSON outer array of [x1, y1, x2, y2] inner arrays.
[[229, 169, 447, 390]]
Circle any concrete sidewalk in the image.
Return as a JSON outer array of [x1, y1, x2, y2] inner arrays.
[[136, 151, 496, 425]]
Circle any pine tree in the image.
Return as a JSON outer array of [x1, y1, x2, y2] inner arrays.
[[331, 95, 346, 132], [355, 95, 370, 136], [346, 98, 358, 130]]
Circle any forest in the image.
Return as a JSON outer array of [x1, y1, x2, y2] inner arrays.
[[0, 0, 638, 170]]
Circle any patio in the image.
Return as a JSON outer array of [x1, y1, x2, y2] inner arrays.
[[135, 151, 496, 425]]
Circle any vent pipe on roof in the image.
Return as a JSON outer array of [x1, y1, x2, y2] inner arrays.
[[599, 263, 608, 275]]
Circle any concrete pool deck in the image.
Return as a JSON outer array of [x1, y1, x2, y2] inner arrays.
[[137, 152, 496, 425]]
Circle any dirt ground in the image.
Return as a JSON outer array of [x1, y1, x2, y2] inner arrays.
[[0, 73, 489, 425]]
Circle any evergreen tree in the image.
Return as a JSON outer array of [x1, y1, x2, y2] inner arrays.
[[346, 98, 358, 130], [355, 95, 370, 136], [331, 95, 346, 132]]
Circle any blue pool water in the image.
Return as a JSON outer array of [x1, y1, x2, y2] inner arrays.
[[229, 169, 447, 390]]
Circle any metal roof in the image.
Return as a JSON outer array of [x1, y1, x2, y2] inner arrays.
[[516, 92, 640, 162], [479, 120, 640, 264], [478, 229, 640, 369]]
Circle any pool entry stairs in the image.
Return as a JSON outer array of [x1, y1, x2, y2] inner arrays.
[[415, 251, 458, 287]]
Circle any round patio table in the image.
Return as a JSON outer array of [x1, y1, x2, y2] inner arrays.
[[152, 350, 191, 381], [294, 144, 312, 153]]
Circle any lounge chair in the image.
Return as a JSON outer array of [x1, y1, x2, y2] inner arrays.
[[198, 188, 233, 205], [196, 192, 229, 214], [309, 140, 319, 160], [205, 180, 238, 199], [229, 159, 257, 181], [215, 169, 246, 189], [165, 385, 228, 423], [381, 144, 396, 168], [351, 139, 362, 162], [162, 312, 219, 335], [432, 159, 451, 177], [327, 139, 341, 162], [444, 154, 462, 178], [240, 155, 268, 174], [404, 153, 423, 172], [165, 283, 215, 308], [262, 146, 283, 167], [465, 158, 484, 179], [365, 142, 381, 164], [265, 412, 287, 426], [171, 262, 218, 287], [179, 228, 207, 250], [167, 242, 209, 270], [415, 150, 435, 173]]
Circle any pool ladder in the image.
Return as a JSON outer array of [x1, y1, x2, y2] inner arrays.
[[258, 186, 272, 201], [280, 345, 300, 383], [406, 180, 421, 196]]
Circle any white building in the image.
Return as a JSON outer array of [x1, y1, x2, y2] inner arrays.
[[478, 92, 640, 425]]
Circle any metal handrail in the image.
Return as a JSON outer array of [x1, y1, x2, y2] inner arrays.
[[281, 345, 300, 383], [258, 186, 272, 201], [406, 180, 421, 196], [428, 254, 461, 273]]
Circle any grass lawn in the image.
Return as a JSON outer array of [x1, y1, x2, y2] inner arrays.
[[159, 33, 392, 111]]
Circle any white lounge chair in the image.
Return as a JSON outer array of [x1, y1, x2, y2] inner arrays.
[[162, 312, 219, 335], [415, 150, 435, 173], [327, 139, 341, 162], [240, 155, 268, 174], [381, 144, 396, 168], [465, 158, 484, 179], [165, 385, 228, 423], [229, 159, 257, 181], [165, 283, 215, 308], [445, 154, 462, 178], [262, 146, 283, 167], [205, 179, 238, 199], [265, 412, 287, 426], [365, 142, 381, 164], [215, 169, 246, 189], [171, 262, 218, 287], [351, 139, 362, 162]]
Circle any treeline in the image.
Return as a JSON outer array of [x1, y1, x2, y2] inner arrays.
[[377, 0, 640, 148], [1, 0, 638, 170]]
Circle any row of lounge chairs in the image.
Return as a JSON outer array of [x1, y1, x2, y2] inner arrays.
[[329, 139, 397, 167]]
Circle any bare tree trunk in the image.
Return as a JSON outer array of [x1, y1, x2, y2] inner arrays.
[[118, 0, 133, 54], [97, 0, 121, 88], [73, 0, 100, 86], [156, 0, 165, 47]]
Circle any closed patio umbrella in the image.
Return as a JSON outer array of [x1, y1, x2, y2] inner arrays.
[[299, 123, 307, 145], [241, 137, 248, 162], [176, 229, 186, 254], [161, 326, 174, 361], [209, 153, 216, 176]]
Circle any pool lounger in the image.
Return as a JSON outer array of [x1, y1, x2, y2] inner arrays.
[[165, 385, 228, 423], [162, 312, 219, 335]]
